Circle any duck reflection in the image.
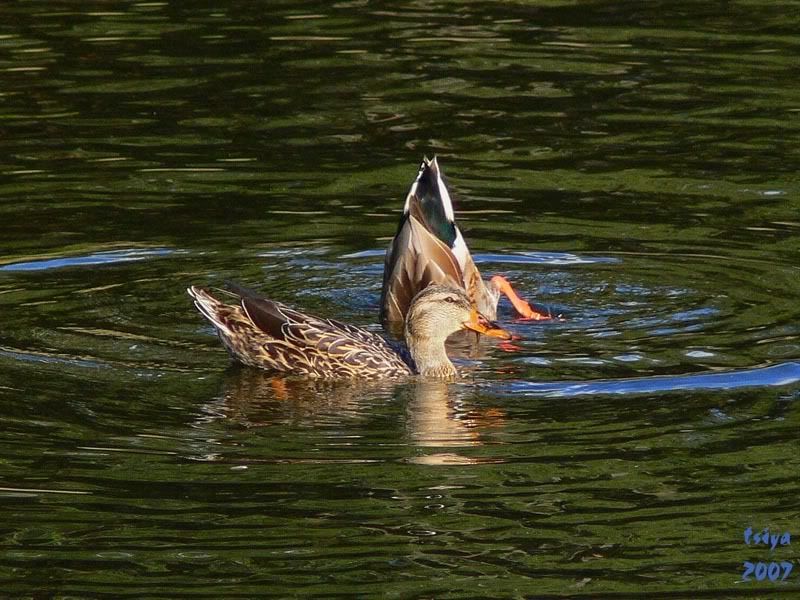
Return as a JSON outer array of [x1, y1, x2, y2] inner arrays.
[[206, 367, 381, 426], [402, 380, 506, 465], [202, 367, 506, 465]]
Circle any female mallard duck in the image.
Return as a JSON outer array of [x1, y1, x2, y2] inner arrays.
[[380, 157, 551, 325], [188, 283, 511, 379]]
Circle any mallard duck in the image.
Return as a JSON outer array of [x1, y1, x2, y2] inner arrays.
[[380, 157, 551, 325], [188, 283, 511, 379]]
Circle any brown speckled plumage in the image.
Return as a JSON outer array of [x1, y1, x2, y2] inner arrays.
[[188, 284, 510, 380], [189, 285, 414, 378]]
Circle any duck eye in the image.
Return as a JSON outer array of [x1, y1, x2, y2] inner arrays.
[[444, 296, 459, 304]]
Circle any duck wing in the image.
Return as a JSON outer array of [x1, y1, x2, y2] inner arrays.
[[380, 215, 464, 324]]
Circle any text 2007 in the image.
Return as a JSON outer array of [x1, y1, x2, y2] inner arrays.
[[741, 561, 793, 582]]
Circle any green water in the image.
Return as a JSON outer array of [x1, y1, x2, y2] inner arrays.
[[1, 1, 798, 597]]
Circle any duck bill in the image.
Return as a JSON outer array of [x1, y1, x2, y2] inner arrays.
[[463, 308, 513, 340]]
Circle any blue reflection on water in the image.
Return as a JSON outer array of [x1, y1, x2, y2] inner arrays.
[[474, 252, 620, 266], [342, 249, 618, 265], [0, 348, 106, 369], [499, 362, 800, 398], [0, 248, 174, 272]]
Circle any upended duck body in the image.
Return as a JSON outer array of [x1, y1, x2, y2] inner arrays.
[[380, 157, 551, 325]]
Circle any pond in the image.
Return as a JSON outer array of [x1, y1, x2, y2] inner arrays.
[[1, 0, 798, 596]]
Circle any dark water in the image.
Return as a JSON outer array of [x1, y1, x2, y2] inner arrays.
[[1, 1, 799, 597]]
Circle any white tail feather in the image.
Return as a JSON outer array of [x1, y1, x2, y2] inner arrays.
[[430, 156, 455, 222], [187, 287, 232, 335]]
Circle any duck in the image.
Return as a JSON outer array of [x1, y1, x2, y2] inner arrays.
[[380, 157, 552, 326], [188, 283, 511, 379]]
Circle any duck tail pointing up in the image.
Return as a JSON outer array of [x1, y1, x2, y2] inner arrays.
[[187, 286, 233, 335], [401, 156, 458, 248]]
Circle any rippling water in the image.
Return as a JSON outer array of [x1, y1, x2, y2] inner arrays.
[[1, 1, 798, 596]]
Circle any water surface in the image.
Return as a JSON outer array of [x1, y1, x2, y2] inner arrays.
[[1, 0, 799, 597]]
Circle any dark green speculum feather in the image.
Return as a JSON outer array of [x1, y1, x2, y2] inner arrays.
[[412, 163, 458, 248]]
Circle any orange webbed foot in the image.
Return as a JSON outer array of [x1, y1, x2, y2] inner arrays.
[[490, 275, 556, 321]]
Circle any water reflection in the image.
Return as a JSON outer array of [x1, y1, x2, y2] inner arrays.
[[500, 361, 800, 398], [403, 381, 506, 465], [0, 247, 175, 272], [204, 367, 381, 427], [201, 369, 508, 465]]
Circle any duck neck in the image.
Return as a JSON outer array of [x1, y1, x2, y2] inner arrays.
[[406, 333, 457, 379]]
